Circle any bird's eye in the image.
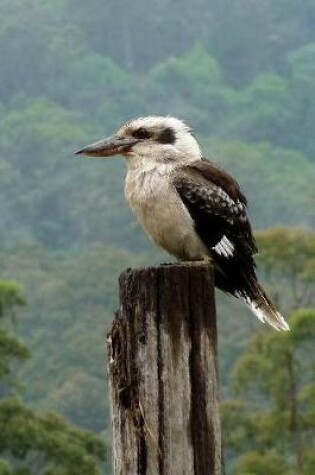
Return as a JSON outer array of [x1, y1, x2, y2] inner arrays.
[[132, 128, 150, 140]]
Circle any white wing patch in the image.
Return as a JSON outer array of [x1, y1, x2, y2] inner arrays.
[[213, 235, 234, 258]]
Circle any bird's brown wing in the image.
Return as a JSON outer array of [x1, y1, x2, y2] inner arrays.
[[172, 159, 258, 297]]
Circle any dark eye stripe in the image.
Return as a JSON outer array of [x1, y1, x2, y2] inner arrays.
[[132, 127, 150, 139], [157, 127, 176, 144]]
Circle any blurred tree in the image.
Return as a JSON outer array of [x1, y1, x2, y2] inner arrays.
[[211, 0, 315, 85], [222, 308, 315, 474], [65, 0, 213, 71], [0, 399, 106, 475], [229, 73, 294, 145], [0, 280, 107, 474], [149, 45, 237, 133], [256, 228, 315, 311], [0, 241, 149, 432], [0, 280, 28, 396], [211, 0, 274, 85], [0, 0, 84, 100], [0, 97, 91, 248], [46, 52, 144, 127], [0, 280, 25, 319]]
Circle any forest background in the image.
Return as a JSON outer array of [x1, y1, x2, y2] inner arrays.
[[0, 0, 314, 473]]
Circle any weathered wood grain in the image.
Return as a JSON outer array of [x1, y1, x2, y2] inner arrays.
[[107, 263, 221, 475]]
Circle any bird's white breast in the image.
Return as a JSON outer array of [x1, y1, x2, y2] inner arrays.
[[125, 162, 208, 260]]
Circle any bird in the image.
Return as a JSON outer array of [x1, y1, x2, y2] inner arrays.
[[76, 116, 289, 331]]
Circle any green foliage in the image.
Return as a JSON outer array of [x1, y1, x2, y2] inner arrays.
[[234, 450, 289, 475], [150, 45, 222, 105], [0, 399, 105, 475], [256, 228, 315, 277], [150, 45, 237, 132], [228, 73, 293, 145], [0, 242, 148, 433], [0, 281, 25, 319], [0, 278, 107, 473], [48, 52, 143, 129], [223, 308, 315, 474], [0, 279, 28, 388], [255, 228, 315, 310], [0, 459, 14, 475], [0, 328, 29, 381]]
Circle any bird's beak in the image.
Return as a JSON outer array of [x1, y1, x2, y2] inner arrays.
[[75, 135, 139, 158]]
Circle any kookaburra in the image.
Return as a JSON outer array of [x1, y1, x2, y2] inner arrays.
[[76, 116, 289, 331]]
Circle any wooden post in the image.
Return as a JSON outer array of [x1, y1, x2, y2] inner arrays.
[[107, 263, 221, 475]]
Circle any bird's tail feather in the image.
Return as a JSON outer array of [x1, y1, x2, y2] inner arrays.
[[214, 264, 289, 331], [242, 284, 290, 332]]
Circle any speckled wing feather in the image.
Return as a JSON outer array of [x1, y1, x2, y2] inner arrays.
[[173, 160, 257, 254], [172, 159, 258, 297]]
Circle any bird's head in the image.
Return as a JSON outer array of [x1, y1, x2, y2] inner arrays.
[[75, 116, 202, 164]]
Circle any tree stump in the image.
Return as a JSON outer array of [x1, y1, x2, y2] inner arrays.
[[107, 263, 221, 475]]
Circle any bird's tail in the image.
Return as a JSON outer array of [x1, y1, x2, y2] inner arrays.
[[242, 283, 290, 332]]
